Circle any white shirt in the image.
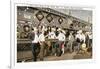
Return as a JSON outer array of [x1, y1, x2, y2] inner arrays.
[[76, 33, 85, 42], [57, 33, 65, 41], [39, 33, 45, 42], [76, 34, 81, 40], [32, 33, 39, 43], [48, 32, 56, 39]]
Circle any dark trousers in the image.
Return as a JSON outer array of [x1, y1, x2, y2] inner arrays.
[[89, 39, 92, 48], [55, 41, 63, 56], [51, 42, 56, 55], [39, 42, 45, 61], [67, 41, 73, 52], [31, 43, 40, 61]]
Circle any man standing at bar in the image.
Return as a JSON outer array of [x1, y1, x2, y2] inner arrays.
[[56, 28, 66, 56], [75, 30, 82, 53], [48, 27, 56, 56], [68, 31, 74, 53], [38, 27, 45, 61], [30, 27, 40, 61]]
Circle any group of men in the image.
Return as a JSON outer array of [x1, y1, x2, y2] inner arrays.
[[29, 26, 92, 61]]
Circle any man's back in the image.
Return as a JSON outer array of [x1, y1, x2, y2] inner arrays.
[[69, 34, 74, 42]]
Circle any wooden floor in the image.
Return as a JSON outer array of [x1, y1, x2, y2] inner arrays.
[[17, 50, 92, 62]]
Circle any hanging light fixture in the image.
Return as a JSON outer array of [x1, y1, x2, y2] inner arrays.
[[36, 11, 44, 21], [46, 13, 53, 23], [58, 17, 63, 24]]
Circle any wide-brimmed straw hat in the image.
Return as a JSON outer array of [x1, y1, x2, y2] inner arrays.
[[32, 27, 37, 32], [77, 30, 82, 34], [61, 30, 66, 34], [57, 28, 61, 31], [51, 28, 56, 31]]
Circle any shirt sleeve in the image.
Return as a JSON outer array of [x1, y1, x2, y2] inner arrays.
[[69, 35, 71, 40]]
